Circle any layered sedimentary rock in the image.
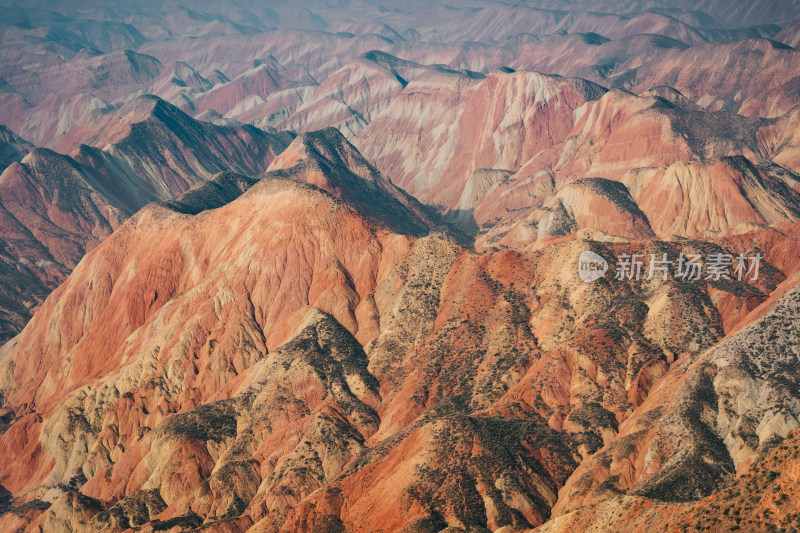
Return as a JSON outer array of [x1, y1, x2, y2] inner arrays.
[[355, 69, 607, 209], [0, 97, 293, 343], [541, 276, 800, 530], [1, 136, 798, 531], [2, 2, 800, 531], [623, 157, 800, 236]]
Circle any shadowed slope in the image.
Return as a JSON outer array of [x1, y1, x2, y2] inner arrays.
[[0, 98, 294, 343], [0, 167, 797, 530], [0, 125, 33, 170], [267, 127, 436, 237]]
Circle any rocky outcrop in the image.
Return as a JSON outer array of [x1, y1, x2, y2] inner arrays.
[[550, 277, 800, 518]]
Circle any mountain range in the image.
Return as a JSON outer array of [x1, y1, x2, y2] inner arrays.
[[1, 1, 800, 532]]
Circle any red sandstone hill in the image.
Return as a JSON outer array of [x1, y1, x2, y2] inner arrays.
[[266, 128, 437, 238], [0, 149, 130, 343], [0, 129, 799, 530], [274, 51, 482, 137], [354, 68, 608, 210], [608, 38, 800, 118], [0, 98, 293, 344], [191, 63, 299, 118], [2, 2, 800, 531], [351, 73, 800, 251], [0, 49, 164, 147]]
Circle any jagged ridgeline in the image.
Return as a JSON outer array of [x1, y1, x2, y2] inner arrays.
[[1, 0, 800, 531]]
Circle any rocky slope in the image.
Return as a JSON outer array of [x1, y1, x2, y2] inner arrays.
[[1, 134, 798, 531], [0, 149, 130, 344], [537, 276, 800, 532], [352, 79, 800, 249], [2, 1, 800, 531], [0, 125, 32, 170], [0, 98, 293, 343], [623, 156, 800, 237], [354, 69, 608, 209], [266, 128, 436, 237]]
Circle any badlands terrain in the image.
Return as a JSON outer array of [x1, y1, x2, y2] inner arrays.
[[1, 0, 800, 531]]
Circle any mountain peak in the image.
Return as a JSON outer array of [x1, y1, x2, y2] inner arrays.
[[267, 128, 434, 236], [270, 127, 380, 181], [0, 126, 34, 169]]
